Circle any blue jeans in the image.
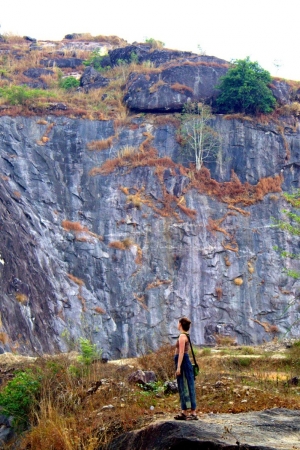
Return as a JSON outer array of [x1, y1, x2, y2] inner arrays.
[[175, 353, 197, 410]]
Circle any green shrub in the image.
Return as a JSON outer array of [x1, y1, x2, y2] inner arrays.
[[144, 38, 165, 49], [78, 338, 102, 365], [231, 357, 252, 368], [130, 52, 139, 64], [202, 347, 212, 356], [59, 76, 80, 90], [0, 370, 41, 430], [0, 85, 49, 106], [241, 346, 256, 355], [216, 57, 276, 115], [83, 50, 109, 71]]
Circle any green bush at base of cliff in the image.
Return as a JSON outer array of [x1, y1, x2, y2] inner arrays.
[[0, 369, 41, 430], [216, 57, 276, 115]]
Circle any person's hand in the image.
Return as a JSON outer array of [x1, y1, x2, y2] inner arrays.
[[176, 368, 181, 376]]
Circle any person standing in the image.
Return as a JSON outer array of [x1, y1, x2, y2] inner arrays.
[[174, 317, 198, 420]]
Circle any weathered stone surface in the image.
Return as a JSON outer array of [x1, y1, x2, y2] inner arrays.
[[124, 62, 228, 112], [23, 68, 54, 79], [108, 44, 195, 67], [0, 115, 299, 357], [64, 33, 85, 40], [0, 414, 15, 448], [108, 45, 228, 70], [270, 80, 293, 105], [128, 370, 156, 385], [80, 66, 110, 91], [104, 408, 300, 450], [40, 58, 83, 68]]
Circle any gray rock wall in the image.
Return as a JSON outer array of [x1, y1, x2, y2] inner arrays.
[[0, 115, 299, 357]]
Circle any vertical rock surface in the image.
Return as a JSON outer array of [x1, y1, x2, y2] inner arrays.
[[0, 114, 299, 357]]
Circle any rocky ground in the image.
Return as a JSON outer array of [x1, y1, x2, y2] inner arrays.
[[105, 408, 300, 450]]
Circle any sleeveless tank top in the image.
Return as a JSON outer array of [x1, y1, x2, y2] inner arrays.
[[175, 333, 190, 353]]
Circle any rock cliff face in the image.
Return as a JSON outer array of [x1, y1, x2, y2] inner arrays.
[[0, 110, 299, 358]]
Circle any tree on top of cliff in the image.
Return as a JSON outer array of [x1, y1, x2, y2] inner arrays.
[[216, 57, 276, 115], [178, 102, 221, 171]]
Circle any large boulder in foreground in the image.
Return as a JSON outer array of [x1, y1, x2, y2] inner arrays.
[[124, 60, 228, 112], [105, 408, 300, 450]]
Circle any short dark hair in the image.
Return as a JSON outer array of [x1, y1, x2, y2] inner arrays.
[[179, 317, 191, 332]]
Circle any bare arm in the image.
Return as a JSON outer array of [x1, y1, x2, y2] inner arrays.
[[176, 334, 187, 376]]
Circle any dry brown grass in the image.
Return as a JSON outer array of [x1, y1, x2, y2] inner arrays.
[[15, 293, 28, 304], [207, 215, 230, 237], [215, 287, 223, 301], [224, 255, 231, 266], [146, 278, 171, 290], [109, 238, 133, 250], [248, 262, 255, 274], [135, 246, 143, 265], [62, 220, 102, 242], [67, 274, 85, 286], [137, 344, 175, 380], [170, 82, 193, 94], [251, 319, 279, 334], [0, 332, 9, 345], [2, 341, 300, 449], [222, 239, 239, 252], [94, 306, 106, 314], [149, 79, 166, 93], [118, 146, 138, 159], [62, 220, 88, 233], [89, 145, 283, 225], [214, 334, 236, 346], [139, 131, 154, 153], [87, 136, 114, 151], [177, 203, 197, 219], [227, 204, 250, 216]]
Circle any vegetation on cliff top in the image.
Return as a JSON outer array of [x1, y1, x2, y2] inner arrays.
[[216, 57, 276, 114], [0, 34, 298, 122]]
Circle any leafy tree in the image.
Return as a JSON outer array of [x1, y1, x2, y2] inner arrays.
[[178, 102, 221, 171], [216, 57, 276, 115]]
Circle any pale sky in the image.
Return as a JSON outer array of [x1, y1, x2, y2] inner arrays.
[[1, 0, 299, 81]]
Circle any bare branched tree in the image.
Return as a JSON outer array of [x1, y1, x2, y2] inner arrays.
[[179, 102, 221, 171]]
